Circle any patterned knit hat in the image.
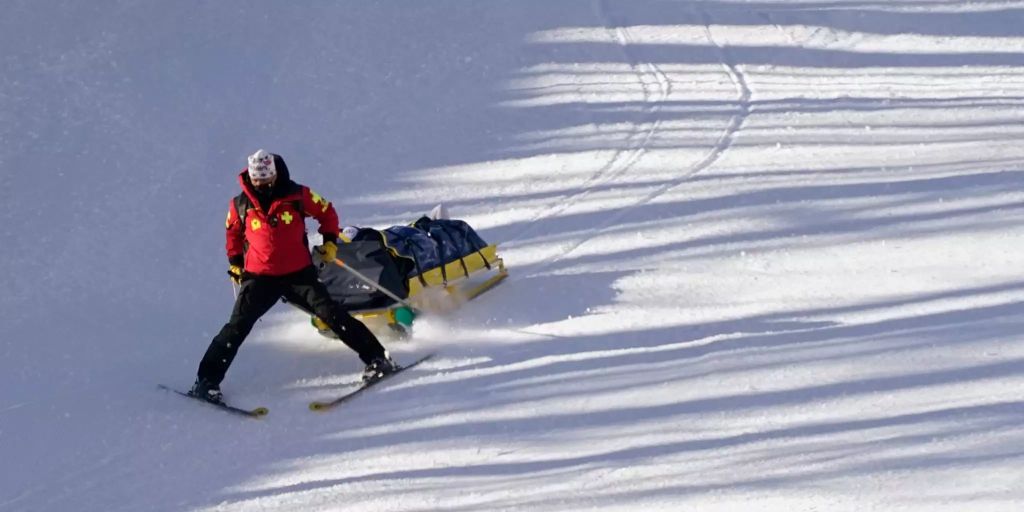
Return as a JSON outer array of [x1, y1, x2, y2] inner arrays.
[[247, 149, 276, 180]]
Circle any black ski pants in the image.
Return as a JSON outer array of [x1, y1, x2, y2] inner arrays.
[[197, 265, 386, 385]]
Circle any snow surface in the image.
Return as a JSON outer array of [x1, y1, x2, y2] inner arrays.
[[2, 1, 1024, 510]]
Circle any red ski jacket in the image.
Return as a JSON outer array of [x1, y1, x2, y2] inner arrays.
[[225, 165, 340, 276]]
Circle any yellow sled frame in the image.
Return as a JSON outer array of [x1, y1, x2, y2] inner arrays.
[[312, 244, 508, 337]]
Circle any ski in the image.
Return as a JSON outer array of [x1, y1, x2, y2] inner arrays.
[[158, 384, 269, 418], [309, 353, 436, 412]]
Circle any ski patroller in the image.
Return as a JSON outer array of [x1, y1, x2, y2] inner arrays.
[[158, 384, 269, 419], [309, 352, 436, 411]]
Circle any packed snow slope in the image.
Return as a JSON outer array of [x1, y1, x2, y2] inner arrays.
[[2, 1, 1023, 510]]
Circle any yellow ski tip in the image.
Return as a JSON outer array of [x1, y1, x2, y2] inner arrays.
[[309, 402, 328, 411], [252, 407, 270, 417]]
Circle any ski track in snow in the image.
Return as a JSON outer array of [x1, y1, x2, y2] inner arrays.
[[529, 1, 753, 268], [507, 0, 672, 244]]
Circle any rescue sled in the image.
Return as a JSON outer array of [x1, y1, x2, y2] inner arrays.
[[294, 212, 508, 339]]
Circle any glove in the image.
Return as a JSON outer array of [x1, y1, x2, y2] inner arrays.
[[227, 264, 244, 284], [315, 240, 338, 263]]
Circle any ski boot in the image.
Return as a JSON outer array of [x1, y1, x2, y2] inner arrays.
[[362, 356, 400, 384], [189, 378, 224, 404]]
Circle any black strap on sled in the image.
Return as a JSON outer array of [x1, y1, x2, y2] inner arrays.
[[396, 236, 429, 288], [431, 229, 452, 285], [448, 220, 492, 271], [473, 246, 491, 270], [435, 222, 470, 279]]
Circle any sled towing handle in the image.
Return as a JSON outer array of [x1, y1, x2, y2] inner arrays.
[[330, 257, 421, 314]]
